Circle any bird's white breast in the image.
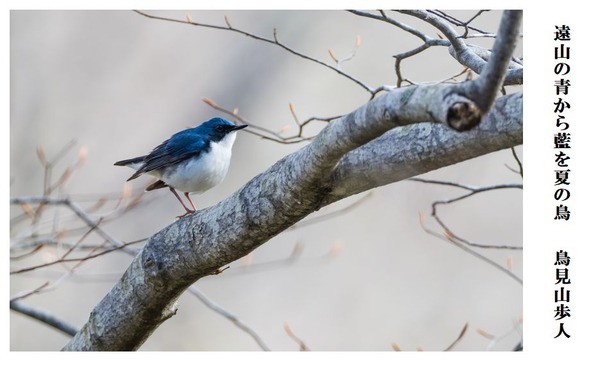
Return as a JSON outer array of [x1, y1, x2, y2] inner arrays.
[[160, 132, 237, 193]]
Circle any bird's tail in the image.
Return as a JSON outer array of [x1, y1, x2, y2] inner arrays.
[[114, 156, 147, 181], [114, 156, 145, 167]]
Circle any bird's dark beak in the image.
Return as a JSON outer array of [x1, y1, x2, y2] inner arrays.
[[232, 124, 248, 131]]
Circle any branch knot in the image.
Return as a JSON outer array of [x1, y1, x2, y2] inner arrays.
[[447, 100, 481, 131]]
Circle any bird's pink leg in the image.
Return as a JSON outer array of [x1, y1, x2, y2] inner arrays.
[[184, 192, 197, 212], [169, 187, 195, 218]]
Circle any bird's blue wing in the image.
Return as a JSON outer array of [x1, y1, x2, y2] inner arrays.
[[128, 129, 211, 180]]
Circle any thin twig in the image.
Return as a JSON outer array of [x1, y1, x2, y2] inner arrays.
[[428, 9, 492, 36], [349, 10, 449, 87], [510, 147, 523, 177], [38, 140, 77, 196], [478, 315, 522, 351], [350, 10, 435, 42], [328, 35, 361, 69], [222, 237, 344, 277], [203, 97, 342, 144], [11, 196, 139, 256], [10, 238, 146, 274], [11, 238, 124, 253], [418, 211, 522, 285], [187, 286, 270, 351], [10, 244, 44, 259], [396, 10, 522, 88], [202, 98, 313, 144], [134, 10, 374, 94], [444, 322, 469, 351], [219, 242, 304, 276], [58, 217, 104, 261], [10, 282, 50, 301], [445, 232, 522, 285], [283, 323, 310, 351], [10, 299, 79, 337], [410, 178, 523, 250], [292, 192, 372, 228]]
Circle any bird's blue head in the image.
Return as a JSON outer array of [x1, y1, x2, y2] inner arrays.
[[198, 117, 248, 138]]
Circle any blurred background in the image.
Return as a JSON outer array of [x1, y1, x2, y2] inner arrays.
[[10, 10, 522, 351]]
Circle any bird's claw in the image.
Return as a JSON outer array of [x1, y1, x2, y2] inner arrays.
[[176, 209, 197, 219]]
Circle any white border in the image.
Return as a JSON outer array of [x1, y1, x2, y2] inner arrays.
[[4, 1, 599, 388]]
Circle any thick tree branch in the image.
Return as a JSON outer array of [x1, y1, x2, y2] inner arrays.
[[326, 92, 522, 202], [466, 10, 522, 111], [62, 12, 522, 351]]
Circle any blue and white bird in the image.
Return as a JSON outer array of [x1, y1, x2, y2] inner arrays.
[[115, 117, 247, 217]]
